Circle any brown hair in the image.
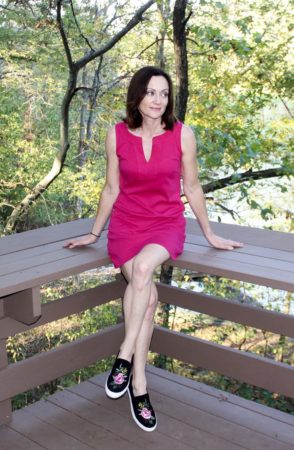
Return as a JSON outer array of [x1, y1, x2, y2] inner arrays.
[[124, 66, 176, 130]]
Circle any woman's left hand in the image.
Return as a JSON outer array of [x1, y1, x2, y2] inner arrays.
[[205, 232, 244, 250]]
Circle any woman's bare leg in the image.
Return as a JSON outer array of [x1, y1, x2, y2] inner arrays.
[[118, 244, 169, 395], [121, 261, 158, 395]]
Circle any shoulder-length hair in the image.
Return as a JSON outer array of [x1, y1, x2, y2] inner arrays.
[[124, 66, 176, 130]]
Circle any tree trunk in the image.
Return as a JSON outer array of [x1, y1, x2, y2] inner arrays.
[[77, 66, 89, 215], [154, 0, 191, 370], [5, 68, 78, 233], [155, 0, 170, 69], [173, 0, 190, 121]]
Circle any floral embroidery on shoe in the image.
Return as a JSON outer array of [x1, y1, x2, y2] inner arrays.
[[138, 400, 156, 424], [110, 364, 128, 389]]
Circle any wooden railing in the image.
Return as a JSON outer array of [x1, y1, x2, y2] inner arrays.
[[0, 217, 293, 425]]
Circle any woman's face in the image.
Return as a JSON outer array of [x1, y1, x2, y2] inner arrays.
[[138, 75, 169, 121]]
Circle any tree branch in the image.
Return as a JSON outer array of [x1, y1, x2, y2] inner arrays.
[[202, 167, 290, 194], [136, 38, 169, 58], [74, 86, 94, 95], [0, 202, 15, 210], [279, 96, 294, 119], [75, 0, 155, 70], [69, 0, 95, 52], [56, 0, 74, 70], [102, 1, 128, 33], [183, 9, 192, 27], [214, 202, 240, 220], [188, 49, 212, 56], [0, 4, 17, 13]]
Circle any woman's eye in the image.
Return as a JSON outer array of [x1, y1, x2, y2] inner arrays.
[[145, 90, 169, 97]]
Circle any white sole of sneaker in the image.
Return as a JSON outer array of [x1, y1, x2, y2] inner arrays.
[[105, 376, 130, 399], [127, 389, 157, 432]]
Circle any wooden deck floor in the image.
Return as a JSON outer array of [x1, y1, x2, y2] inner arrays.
[[1, 365, 293, 450]]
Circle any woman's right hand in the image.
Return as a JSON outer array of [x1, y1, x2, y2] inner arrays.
[[63, 233, 98, 249]]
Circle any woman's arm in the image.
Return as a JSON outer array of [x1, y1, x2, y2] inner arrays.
[[181, 125, 243, 250], [64, 125, 120, 248]]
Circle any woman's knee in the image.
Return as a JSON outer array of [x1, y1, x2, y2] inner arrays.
[[131, 258, 153, 290]]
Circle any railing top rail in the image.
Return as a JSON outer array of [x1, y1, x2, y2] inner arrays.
[[0, 218, 293, 297]]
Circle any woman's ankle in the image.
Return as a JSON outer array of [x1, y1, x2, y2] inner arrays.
[[118, 345, 134, 363], [132, 373, 147, 396]]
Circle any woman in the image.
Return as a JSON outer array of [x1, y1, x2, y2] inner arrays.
[[64, 66, 243, 432]]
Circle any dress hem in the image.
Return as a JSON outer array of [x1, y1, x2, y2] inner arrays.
[[108, 239, 184, 269]]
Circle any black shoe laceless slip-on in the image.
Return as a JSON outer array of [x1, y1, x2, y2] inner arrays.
[[128, 375, 157, 432], [105, 355, 133, 399]]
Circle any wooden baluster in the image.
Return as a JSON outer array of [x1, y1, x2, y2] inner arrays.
[[4, 287, 41, 325], [116, 273, 126, 325], [0, 299, 12, 424]]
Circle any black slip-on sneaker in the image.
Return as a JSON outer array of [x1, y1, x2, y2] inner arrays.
[[105, 355, 133, 399], [128, 375, 157, 432]]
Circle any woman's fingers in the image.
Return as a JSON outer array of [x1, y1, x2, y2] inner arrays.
[[63, 240, 77, 248], [63, 234, 97, 249], [208, 233, 244, 250], [229, 240, 244, 248]]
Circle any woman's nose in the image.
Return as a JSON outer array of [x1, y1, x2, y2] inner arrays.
[[152, 93, 161, 104]]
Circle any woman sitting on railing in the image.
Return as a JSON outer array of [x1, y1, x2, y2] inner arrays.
[[64, 66, 243, 432]]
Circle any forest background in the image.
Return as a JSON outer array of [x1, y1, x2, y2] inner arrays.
[[0, 0, 293, 413]]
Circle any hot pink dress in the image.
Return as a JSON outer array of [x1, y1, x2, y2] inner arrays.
[[107, 121, 186, 268]]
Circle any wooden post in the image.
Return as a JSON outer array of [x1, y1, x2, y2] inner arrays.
[[0, 287, 41, 425], [0, 317, 11, 424], [4, 287, 41, 325], [116, 273, 126, 325]]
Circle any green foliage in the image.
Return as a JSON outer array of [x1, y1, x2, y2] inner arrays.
[[0, 0, 293, 233]]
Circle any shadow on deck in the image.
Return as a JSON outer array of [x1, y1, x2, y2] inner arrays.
[[1, 365, 294, 450]]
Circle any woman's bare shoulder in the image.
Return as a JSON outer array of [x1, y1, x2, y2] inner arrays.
[[181, 124, 196, 150], [105, 125, 117, 153]]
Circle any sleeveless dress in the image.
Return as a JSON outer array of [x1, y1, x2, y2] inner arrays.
[[107, 121, 186, 268]]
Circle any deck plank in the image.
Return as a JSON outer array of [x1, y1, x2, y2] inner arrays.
[[0, 239, 106, 276], [0, 426, 46, 450], [186, 219, 294, 251], [7, 408, 96, 450], [184, 242, 294, 272], [0, 219, 96, 256], [26, 399, 144, 450], [185, 234, 294, 263]]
